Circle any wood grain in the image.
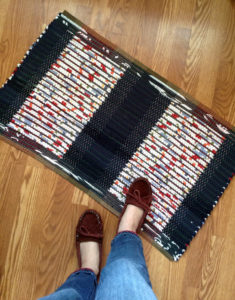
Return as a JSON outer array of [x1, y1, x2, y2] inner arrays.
[[0, 1, 234, 299]]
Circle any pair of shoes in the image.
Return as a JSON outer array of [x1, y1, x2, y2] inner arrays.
[[76, 177, 152, 274]]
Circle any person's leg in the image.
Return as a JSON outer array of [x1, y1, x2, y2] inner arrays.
[[39, 210, 103, 300], [95, 178, 158, 300], [95, 231, 157, 300], [39, 269, 97, 300]]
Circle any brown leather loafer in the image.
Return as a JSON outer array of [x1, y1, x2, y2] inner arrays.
[[76, 209, 103, 274], [118, 177, 153, 234]]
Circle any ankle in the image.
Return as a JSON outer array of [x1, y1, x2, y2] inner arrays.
[[117, 204, 144, 233], [80, 241, 100, 276], [81, 263, 99, 276], [117, 221, 138, 233]]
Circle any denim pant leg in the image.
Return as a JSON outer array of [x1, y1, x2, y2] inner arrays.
[[38, 269, 97, 300], [95, 231, 158, 300]]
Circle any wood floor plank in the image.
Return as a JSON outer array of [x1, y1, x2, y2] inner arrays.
[[182, 0, 215, 99], [212, 3, 235, 125], [0, 1, 234, 300]]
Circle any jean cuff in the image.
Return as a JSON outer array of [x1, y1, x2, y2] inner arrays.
[[70, 268, 97, 278], [115, 230, 139, 238], [113, 230, 141, 244]]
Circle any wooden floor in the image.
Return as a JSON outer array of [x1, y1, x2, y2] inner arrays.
[[0, 0, 235, 299]]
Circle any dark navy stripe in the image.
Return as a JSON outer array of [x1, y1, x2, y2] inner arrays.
[[63, 70, 171, 193], [162, 136, 235, 258], [0, 16, 73, 125]]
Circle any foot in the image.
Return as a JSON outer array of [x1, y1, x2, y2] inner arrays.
[[76, 210, 103, 276], [80, 241, 100, 276], [117, 204, 144, 233], [117, 177, 152, 234]]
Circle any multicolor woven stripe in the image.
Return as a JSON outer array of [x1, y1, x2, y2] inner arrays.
[[0, 11, 234, 261]]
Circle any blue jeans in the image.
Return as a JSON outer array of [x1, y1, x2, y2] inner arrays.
[[39, 232, 158, 300]]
